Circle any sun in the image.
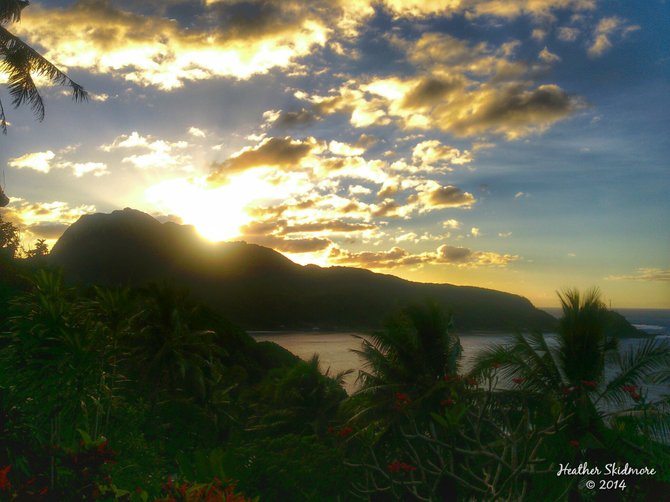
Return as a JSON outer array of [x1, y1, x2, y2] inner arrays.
[[145, 173, 273, 242]]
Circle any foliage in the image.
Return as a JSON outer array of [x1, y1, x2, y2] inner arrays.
[[1, 275, 668, 501], [0, 0, 87, 133], [0, 214, 20, 260]]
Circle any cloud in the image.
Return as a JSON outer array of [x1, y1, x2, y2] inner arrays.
[[188, 127, 207, 138], [16, 0, 330, 89], [8, 151, 56, 173], [381, 0, 595, 19], [539, 47, 561, 63], [329, 140, 366, 157], [443, 219, 461, 229], [557, 26, 580, 41], [415, 184, 476, 210], [68, 162, 109, 177], [412, 140, 473, 169], [101, 131, 193, 170], [8, 151, 108, 178], [243, 234, 331, 253], [301, 33, 582, 139], [588, 16, 640, 57], [271, 108, 319, 128], [2, 199, 96, 244], [328, 243, 518, 269], [605, 268, 670, 283], [209, 136, 318, 181]]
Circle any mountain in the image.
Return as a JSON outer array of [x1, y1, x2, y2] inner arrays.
[[49, 208, 558, 332]]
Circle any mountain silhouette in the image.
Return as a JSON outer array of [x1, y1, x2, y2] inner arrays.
[[47, 208, 566, 331]]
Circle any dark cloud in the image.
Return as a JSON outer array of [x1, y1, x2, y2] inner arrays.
[[209, 136, 314, 181], [435, 245, 472, 263], [273, 108, 319, 128], [455, 84, 580, 137], [372, 199, 401, 217], [402, 77, 460, 109], [245, 234, 331, 253], [283, 221, 376, 233], [426, 185, 476, 208]]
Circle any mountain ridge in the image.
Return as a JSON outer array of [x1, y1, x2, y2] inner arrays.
[[47, 208, 628, 333]]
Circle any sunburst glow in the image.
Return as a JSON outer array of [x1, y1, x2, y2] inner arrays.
[[145, 172, 279, 242]]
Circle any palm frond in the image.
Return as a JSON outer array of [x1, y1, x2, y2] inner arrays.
[[0, 25, 87, 124], [0, 96, 6, 133], [0, 0, 28, 24], [599, 338, 670, 408]]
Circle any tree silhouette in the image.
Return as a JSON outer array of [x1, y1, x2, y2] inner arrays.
[[0, 0, 87, 133], [470, 288, 670, 456], [351, 302, 461, 422]]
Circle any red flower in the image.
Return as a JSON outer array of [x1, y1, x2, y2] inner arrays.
[[440, 399, 455, 407], [569, 439, 580, 448], [466, 377, 478, 386], [395, 392, 410, 402], [179, 483, 188, 497], [388, 461, 417, 473], [561, 386, 574, 396], [492, 362, 501, 369], [581, 380, 596, 388], [0, 465, 11, 492], [339, 426, 353, 437], [512, 377, 525, 384], [443, 374, 452, 382], [39, 487, 48, 496], [630, 391, 641, 401]]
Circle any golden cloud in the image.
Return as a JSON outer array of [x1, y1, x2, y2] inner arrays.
[[209, 136, 319, 182], [16, 0, 329, 89], [588, 16, 640, 57], [301, 33, 582, 139], [328, 243, 519, 269], [2, 199, 96, 246]]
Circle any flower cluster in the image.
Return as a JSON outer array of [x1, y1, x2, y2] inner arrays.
[[387, 461, 417, 473], [156, 476, 252, 502], [0, 465, 10, 492], [394, 392, 412, 409], [622, 385, 641, 401]]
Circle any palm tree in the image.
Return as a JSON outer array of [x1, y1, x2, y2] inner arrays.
[[125, 284, 225, 406], [351, 302, 462, 422], [0, 0, 87, 133], [471, 287, 670, 449]]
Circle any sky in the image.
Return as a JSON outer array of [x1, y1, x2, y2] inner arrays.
[[0, 0, 668, 308]]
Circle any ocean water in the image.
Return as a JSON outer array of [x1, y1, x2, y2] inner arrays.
[[251, 310, 670, 394]]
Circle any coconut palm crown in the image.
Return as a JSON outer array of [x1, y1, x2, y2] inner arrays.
[[0, 0, 87, 133]]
